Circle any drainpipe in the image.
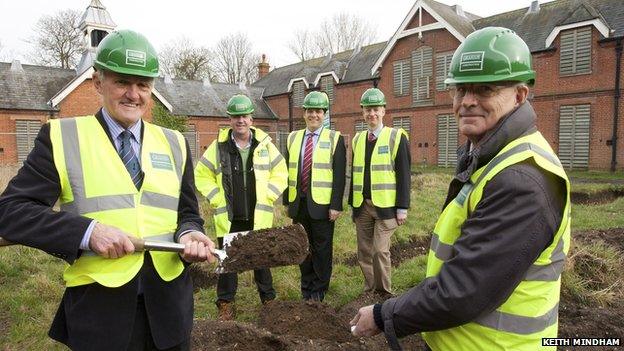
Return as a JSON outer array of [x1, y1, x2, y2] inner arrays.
[[611, 38, 622, 172], [288, 91, 293, 132]]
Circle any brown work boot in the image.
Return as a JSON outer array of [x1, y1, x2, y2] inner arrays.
[[216, 300, 235, 321]]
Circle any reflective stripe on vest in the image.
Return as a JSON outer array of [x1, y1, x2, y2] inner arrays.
[[287, 128, 339, 204], [423, 131, 571, 351], [194, 127, 287, 237], [51, 116, 186, 288], [351, 127, 405, 208]]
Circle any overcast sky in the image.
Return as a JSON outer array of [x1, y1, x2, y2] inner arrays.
[[0, 0, 555, 69]]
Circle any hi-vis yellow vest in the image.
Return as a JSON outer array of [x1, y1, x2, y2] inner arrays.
[[422, 131, 571, 351], [287, 128, 339, 204], [194, 127, 288, 237], [352, 127, 407, 208], [49, 116, 187, 288]]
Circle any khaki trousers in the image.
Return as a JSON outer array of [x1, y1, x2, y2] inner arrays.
[[355, 200, 398, 294]]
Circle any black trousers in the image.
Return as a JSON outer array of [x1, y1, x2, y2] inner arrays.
[[127, 295, 190, 351], [216, 220, 275, 303], [49, 254, 193, 351], [294, 200, 335, 301]]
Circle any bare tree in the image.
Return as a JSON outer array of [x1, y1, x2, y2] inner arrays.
[[159, 37, 214, 80], [212, 32, 259, 84], [0, 40, 6, 62], [287, 29, 321, 62], [314, 12, 378, 55], [30, 9, 82, 69]]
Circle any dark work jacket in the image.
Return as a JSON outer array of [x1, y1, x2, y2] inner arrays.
[[0, 110, 204, 350], [349, 133, 411, 219], [218, 129, 258, 223], [283, 133, 347, 220], [377, 102, 567, 345]]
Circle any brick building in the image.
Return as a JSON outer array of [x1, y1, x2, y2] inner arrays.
[[1, 0, 623, 170], [256, 0, 624, 171]]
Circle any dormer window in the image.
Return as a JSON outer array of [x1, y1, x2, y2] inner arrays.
[[292, 80, 305, 107], [319, 75, 334, 103], [560, 26, 591, 76]]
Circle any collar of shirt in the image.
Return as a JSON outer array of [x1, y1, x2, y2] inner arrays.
[[305, 127, 322, 138], [368, 124, 384, 138], [231, 130, 252, 150], [102, 108, 142, 145]]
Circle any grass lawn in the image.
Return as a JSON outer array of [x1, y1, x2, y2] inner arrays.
[[0, 168, 623, 349]]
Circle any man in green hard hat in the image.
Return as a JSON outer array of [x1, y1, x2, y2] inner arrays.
[[349, 87, 411, 295], [0, 29, 216, 350], [195, 94, 288, 320], [351, 27, 570, 351], [283, 91, 346, 302]]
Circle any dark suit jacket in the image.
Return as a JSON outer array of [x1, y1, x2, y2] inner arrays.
[[0, 110, 203, 350], [283, 132, 346, 220], [349, 133, 411, 220]]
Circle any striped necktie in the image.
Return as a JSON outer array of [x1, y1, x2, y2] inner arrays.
[[119, 130, 143, 190], [300, 132, 315, 195]]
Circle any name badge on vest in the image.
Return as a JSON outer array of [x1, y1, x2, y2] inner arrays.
[[259, 149, 269, 157], [150, 153, 173, 171], [378, 145, 389, 154], [454, 182, 473, 206], [319, 141, 331, 149]]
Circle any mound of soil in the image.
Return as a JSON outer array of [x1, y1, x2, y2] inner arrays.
[[192, 305, 374, 351], [574, 228, 624, 252], [222, 224, 309, 272], [192, 320, 289, 350], [571, 189, 624, 205], [188, 261, 218, 290], [258, 300, 353, 342], [340, 235, 430, 267], [558, 302, 624, 351], [338, 292, 427, 350]]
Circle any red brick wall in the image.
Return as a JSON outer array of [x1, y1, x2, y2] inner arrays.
[[0, 110, 50, 164]]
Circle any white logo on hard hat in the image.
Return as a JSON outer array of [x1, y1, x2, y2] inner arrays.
[[459, 51, 485, 72], [126, 49, 147, 67]]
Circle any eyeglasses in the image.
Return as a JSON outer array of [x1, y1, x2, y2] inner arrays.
[[449, 83, 519, 100]]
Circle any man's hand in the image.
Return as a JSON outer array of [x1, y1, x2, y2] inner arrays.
[[329, 209, 342, 222], [396, 211, 407, 226], [179, 231, 216, 264], [89, 223, 135, 259], [350, 305, 382, 338]]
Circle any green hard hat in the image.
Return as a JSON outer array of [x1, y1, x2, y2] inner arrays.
[[445, 27, 535, 86], [226, 94, 254, 116], [302, 91, 329, 110], [94, 29, 159, 78], [360, 88, 386, 107]]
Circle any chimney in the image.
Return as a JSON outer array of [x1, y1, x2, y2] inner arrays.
[[10, 60, 24, 73], [452, 5, 465, 18], [257, 54, 270, 78], [164, 73, 173, 85], [527, 0, 540, 14]]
